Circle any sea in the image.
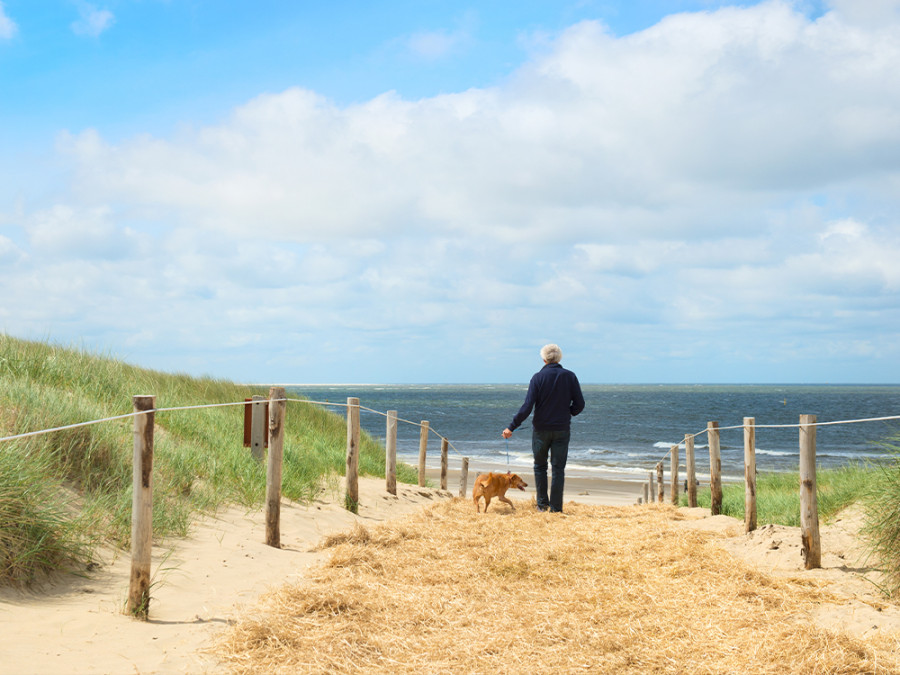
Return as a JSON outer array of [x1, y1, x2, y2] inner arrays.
[[287, 384, 900, 483]]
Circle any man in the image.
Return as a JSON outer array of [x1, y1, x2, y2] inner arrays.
[[502, 344, 585, 513]]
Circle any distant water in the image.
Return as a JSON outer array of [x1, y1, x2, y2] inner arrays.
[[288, 384, 900, 482]]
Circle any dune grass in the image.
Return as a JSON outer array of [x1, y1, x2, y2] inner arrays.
[[684, 462, 876, 527], [0, 334, 416, 586], [862, 447, 900, 596]]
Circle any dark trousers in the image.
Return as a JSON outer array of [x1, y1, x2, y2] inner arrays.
[[532, 429, 570, 512]]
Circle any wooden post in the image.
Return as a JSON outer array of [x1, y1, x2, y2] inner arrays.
[[708, 421, 723, 516], [799, 414, 821, 569], [459, 457, 469, 498], [127, 395, 155, 619], [656, 462, 664, 503], [670, 444, 679, 505], [649, 471, 655, 503], [643, 482, 649, 504], [744, 416, 757, 533], [685, 433, 697, 508], [265, 387, 286, 548], [385, 410, 397, 496], [345, 397, 360, 513], [418, 421, 429, 487], [440, 438, 449, 491], [250, 395, 266, 461]]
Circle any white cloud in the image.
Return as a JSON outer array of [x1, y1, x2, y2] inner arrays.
[[11, 1, 900, 382], [0, 1, 17, 39], [826, 0, 900, 26], [71, 3, 115, 38]]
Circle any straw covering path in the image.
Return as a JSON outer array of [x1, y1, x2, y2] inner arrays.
[[216, 499, 900, 674]]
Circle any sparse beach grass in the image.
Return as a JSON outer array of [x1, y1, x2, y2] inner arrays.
[[862, 448, 900, 597], [0, 334, 416, 585], [215, 499, 898, 674], [686, 462, 876, 526]]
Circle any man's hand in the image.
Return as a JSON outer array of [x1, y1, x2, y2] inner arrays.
[[502, 428, 513, 439]]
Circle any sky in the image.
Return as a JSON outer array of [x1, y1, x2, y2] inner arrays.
[[1, 0, 899, 385]]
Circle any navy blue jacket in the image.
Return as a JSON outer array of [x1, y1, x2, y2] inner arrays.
[[508, 363, 585, 432]]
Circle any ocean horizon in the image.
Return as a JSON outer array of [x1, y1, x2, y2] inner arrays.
[[288, 384, 900, 483]]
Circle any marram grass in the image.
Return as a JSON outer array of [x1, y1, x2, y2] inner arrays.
[[684, 462, 877, 527], [0, 334, 416, 585]]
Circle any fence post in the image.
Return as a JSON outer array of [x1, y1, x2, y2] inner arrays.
[[744, 416, 757, 533], [250, 395, 267, 461], [649, 471, 655, 503], [459, 457, 469, 497], [345, 397, 360, 513], [708, 421, 722, 516], [799, 414, 821, 569], [385, 410, 397, 496], [643, 482, 649, 504], [127, 395, 155, 619], [440, 438, 449, 491], [670, 444, 679, 505], [418, 421, 429, 487], [685, 433, 697, 508], [656, 462, 664, 503], [265, 386, 286, 548]]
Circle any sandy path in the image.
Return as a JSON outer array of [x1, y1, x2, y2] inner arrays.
[[0, 478, 460, 674], [3, 472, 897, 674]]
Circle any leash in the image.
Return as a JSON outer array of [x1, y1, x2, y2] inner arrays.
[[505, 437, 511, 468]]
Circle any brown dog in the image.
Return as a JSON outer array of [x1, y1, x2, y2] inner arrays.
[[472, 472, 528, 513]]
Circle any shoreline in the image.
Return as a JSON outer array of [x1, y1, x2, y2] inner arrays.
[[424, 460, 643, 506]]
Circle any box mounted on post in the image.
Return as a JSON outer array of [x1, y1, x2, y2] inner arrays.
[[244, 396, 269, 460]]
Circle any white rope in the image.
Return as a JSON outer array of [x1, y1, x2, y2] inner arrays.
[[0, 399, 270, 444], [655, 413, 900, 464], [285, 398, 466, 459], [4, 389, 897, 475], [0, 411, 144, 444]]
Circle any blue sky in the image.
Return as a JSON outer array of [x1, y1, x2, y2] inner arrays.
[[1, 0, 899, 384]]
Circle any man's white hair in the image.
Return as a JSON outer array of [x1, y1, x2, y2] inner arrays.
[[540, 343, 562, 364]]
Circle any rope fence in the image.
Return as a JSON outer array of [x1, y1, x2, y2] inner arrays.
[[4, 386, 900, 615], [642, 411, 900, 574], [0, 388, 479, 618]]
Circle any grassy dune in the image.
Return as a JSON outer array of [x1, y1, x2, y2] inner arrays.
[[0, 334, 415, 586]]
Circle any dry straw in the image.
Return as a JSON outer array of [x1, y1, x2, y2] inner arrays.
[[216, 500, 899, 674]]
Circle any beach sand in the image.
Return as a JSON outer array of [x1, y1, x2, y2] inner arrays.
[[1, 473, 897, 674], [425, 461, 643, 506]]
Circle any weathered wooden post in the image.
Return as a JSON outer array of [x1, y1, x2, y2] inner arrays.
[[459, 457, 469, 498], [670, 444, 679, 505], [649, 471, 655, 503], [685, 433, 697, 508], [744, 416, 757, 533], [265, 386, 286, 548], [656, 462, 664, 503], [643, 482, 649, 504], [708, 421, 723, 516], [418, 421, 429, 487], [440, 438, 449, 491], [799, 414, 821, 569], [249, 395, 267, 461], [385, 410, 397, 496], [345, 397, 360, 513], [127, 395, 155, 619]]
